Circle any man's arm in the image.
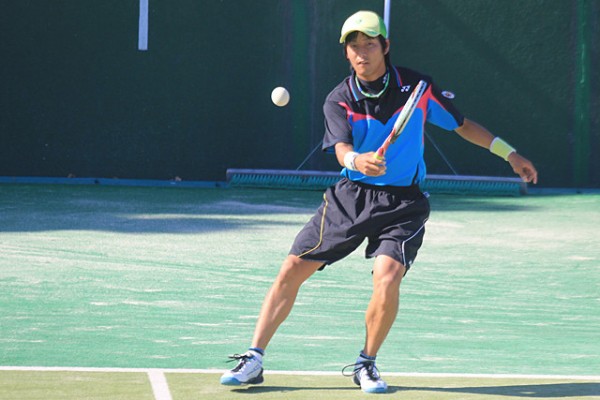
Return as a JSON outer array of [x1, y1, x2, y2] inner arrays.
[[455, 118, 538, 184], [334, 142, 386, 177]]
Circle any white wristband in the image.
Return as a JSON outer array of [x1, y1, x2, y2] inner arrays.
[[343, 151, 359, 171]]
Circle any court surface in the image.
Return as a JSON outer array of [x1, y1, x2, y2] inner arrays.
[[1, 183, 599, 399]]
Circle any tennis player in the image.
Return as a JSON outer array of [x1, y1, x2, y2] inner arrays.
[[221, 10, 538, 394]]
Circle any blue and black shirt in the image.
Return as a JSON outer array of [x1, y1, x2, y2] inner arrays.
[[323, 65, 464, 187]]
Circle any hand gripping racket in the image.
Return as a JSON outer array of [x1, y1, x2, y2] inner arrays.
[[375, 80, 428, 160]]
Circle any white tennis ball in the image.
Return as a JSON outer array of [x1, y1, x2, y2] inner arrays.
[[271, 87, 290, 107]]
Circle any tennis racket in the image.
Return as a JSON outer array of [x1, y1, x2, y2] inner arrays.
[[375, 79, 428, 160]]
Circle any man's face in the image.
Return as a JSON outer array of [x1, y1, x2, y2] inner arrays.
[[345, 32, 389, 81]]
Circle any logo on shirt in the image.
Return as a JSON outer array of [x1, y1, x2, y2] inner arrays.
[[442, 90, 455, 99], [400, 85, 411, 93]]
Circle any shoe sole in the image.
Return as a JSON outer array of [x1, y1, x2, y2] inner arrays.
[[220, 371, 264, 386], [353, 375, 387, 394], [220, 376, 243, 386], [363, 387, 387, 394]]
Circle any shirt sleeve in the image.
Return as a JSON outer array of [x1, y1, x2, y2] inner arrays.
[[322, 98, 353, 153], [426, 82, 465, 131]]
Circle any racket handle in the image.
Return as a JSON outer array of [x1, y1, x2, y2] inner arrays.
[[374, 147, 385, 160]]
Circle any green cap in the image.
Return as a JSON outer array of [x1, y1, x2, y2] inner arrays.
[[339, 11, 387, 44]]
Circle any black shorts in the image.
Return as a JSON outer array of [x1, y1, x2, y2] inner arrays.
[[289, 178, 430, 271]]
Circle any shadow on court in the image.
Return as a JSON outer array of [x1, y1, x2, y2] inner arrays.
[[0, 184, 546, 234], [233, 382, 600, 397], [232, 386, 355, 393], [427, 196, 540, 212], [400, 382, 600, 397], [0, 184, 314, 233]]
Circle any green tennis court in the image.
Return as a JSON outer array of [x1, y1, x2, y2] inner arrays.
[[1, 183, 599, 399]]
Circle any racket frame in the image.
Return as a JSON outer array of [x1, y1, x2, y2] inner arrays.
[[375, 79, 428, 159]]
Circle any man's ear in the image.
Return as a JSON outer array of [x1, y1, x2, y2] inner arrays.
[[384, 39, 390, 55]]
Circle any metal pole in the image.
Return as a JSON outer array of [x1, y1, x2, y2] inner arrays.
[[574, 0, 591, 187], [383, 0, 391, 34]]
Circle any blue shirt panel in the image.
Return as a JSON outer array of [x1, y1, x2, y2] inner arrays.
[[342, 109, 426, 186]]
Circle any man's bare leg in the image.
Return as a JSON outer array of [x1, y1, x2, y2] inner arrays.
[[363, 255, 406, 357], [251, 255, 323, 350], [221, 255, 322, 386]]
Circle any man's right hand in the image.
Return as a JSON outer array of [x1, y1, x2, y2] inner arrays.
[[356, 152, 386, 176]]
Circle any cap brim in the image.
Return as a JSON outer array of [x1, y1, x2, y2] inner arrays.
[[339, 29, 380, 43]]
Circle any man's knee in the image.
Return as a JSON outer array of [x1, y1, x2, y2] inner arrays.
[[373, 256, 406, 289], [276, 255, 322, 285]]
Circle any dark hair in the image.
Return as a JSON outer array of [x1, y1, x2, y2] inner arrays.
[[343, 31, 391, 66]]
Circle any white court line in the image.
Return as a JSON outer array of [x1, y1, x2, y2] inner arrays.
[[0, 366, 599, 381], [147, 370, 172, 400]]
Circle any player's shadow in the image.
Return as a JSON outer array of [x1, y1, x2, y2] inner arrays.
[[232, 383, 600, 397], [399, 382, 600, 398], [231, 385, 403, 394]]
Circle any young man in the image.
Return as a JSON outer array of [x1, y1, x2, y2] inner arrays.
[[221, 10, 538, 394]]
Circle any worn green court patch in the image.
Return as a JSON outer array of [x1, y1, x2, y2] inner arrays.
[[1, 370, 597, 400], [167, 372, 600, 400], [0, 371, 154, 400]]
